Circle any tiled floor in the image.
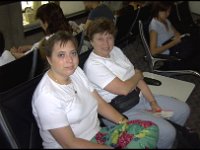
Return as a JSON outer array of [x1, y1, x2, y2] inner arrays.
[[122, 36, 200, 137]]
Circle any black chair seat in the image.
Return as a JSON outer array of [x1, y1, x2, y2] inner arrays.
[[0, 50, 35, 93], [0, 73, 44, 148]]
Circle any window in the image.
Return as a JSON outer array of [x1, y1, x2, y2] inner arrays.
[[21, 1, 49, 26], [21, 1, 86, 28]]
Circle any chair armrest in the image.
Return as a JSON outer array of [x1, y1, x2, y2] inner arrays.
[[154, 54, 181, 61]]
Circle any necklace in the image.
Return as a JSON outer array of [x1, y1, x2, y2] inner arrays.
[[67, 82, 77, 95], [48, 70, 77, 94], [48, 70, 70, 85]]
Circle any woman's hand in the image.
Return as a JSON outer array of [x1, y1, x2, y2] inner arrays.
[[150, 101, 162, 112], [10, 45, 32, 53], [172, 35, 182, 45], [11, 52, 25, 59]]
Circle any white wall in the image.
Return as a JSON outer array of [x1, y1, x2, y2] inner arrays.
[[189, 1, 200, 15], [60, 1, 85, 15]]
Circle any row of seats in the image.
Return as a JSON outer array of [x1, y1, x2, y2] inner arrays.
[[0, 48, 49, 93]]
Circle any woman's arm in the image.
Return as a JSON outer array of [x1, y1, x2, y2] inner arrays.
[[11, 52, 25, 59], [10, 45, 32, 53], [137, 79, 161, 112], [91, 90, 128, 124], [49, 125, 113, 149], [104, 69, 144, 96], [149, 30, 181, 55], [172, 25, 181, 37]]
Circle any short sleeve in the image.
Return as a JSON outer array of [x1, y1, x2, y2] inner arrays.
[[75, 67, 95, 92], [84, 61, 116, 89], [149, 19, 158, 32], [33, 93, 69, 130]]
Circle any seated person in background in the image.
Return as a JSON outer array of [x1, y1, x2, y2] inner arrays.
[[102, 1, 123, 16], [11, 2, 73, 57], [32, 31, 159, 149], [0, 31, 24, 66], [83, 1, 115, 29], [71, 1, 115, 54], [117, 0, 147, 15], [149, 1, 183, 56], [149, 1, 200, 71], [83, 17, 190, 149]]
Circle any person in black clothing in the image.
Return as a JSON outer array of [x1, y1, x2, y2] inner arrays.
[[83, 1, 115, 29]]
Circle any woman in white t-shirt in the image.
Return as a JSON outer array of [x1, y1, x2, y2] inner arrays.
[[83, 17, 190, 149], [149, 2, 182, 56], [148, 1, 200, 71], [32, 31, 159, 149]]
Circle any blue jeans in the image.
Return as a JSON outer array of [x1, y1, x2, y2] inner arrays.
[[102, 94, 190, 149]]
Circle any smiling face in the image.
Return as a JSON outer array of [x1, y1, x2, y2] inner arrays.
[[47, 40, 79, 80], [90, 31, 114, 57]]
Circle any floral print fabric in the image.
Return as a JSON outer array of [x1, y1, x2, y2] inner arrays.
[[91, 120, 158, 149]]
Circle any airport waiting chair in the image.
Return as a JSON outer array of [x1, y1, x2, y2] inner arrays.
[[138, 20, 200, 78], [0, 73, 43, 148], [0, 50, 36, 93], [129, 4, 153, 38], [175, 1, 198, 29], [78, 48, 92, 69], [169, 1, 200, 35], [75, 31, 85, 54], [175, 1, 200, 46], [31, 48, 49, 77], [115, 4, 153, 49], [115, 8, 136, 48]]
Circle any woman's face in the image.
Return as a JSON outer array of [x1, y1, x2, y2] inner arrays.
[[47, 40, 79, 78], [90, 32, 114, 57], [158, 7, 171, 21]]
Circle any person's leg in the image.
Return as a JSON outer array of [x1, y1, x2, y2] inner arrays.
[[146, 95, 191, 126], [102, 97, 176, 149], [125, 106, 176, 149], [91, 120, 159, 149]]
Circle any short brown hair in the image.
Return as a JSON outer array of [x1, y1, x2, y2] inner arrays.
[[86, 17, 117, 41], [45, 31, 78, 57]]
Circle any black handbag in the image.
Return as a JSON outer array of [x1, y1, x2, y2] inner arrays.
[[166, 120, 200, 149], [109, 88, 140, 113]]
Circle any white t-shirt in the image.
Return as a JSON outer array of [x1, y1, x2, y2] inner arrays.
[[84, 46, 136, 103], [149, 18, 175, 55], [0, 50, 16, 66], [32, 67, 100, 149]]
